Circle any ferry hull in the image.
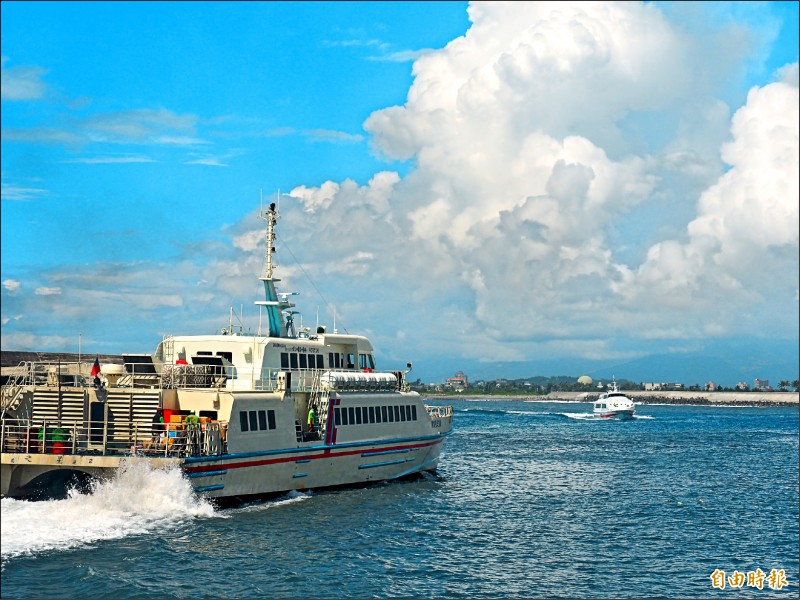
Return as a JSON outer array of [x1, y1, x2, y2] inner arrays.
[[595, 410, 635, 420], [183, 435, 448, 501]]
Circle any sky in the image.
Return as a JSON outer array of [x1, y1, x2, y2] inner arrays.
[[1, 1, 798, 386]]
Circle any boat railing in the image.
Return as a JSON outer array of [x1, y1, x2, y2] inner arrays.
[[0, 417, 228, 459], [425, 405, 454, 418], [2, 359, 410, 395], [2, 360, 86, 389]]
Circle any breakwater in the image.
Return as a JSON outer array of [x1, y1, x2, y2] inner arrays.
[[438, 391, 799, 407], [545, 390, 799, 407]]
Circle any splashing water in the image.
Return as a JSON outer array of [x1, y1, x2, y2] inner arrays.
[[1, 460, 220, 562]]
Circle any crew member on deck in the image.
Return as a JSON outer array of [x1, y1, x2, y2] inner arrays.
[[307, 405, 317, 435]]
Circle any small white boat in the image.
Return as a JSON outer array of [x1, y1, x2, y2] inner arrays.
[[593, 379, 635, 419]]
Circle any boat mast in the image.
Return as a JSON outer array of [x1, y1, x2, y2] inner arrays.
[[254, 198, 295, 338]]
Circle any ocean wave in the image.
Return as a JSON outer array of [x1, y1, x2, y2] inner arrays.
[[1, 460, 219, 563]]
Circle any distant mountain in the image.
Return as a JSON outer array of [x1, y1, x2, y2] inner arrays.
[[420, 338, 798, 387]]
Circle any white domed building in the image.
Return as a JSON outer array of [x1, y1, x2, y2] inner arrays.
[[577, 375, 593, 386]]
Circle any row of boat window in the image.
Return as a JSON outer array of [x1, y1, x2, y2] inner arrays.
[[279, 352, 376, 370], [238, 404, 418, 434], [335, 404, 417, 426], [240, 409, 277, 432]]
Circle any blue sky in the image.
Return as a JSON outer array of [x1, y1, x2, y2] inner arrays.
[[2, 1, 798, 386]]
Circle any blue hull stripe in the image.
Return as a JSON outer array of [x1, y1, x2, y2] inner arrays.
[[358, 457, 415, 469], [187, 469, 228, 479], [193, 484, 225, 492]]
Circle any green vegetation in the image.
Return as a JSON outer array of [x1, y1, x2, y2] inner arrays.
[[410, 376, 800, 394]]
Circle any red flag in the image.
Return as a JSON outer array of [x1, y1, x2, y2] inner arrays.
[[91, 356, 101, 377]]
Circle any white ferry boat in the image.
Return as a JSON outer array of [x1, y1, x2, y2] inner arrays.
[[0, 201, 453, 505], [593, 379, 635, 420]]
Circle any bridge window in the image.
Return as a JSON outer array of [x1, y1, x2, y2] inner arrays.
[[290, 353, 298, 369], [299, 354, 308, 369], [281, 353, 289, 369], [411, 405, 417, 420]]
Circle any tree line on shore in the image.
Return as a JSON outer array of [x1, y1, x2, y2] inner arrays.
[[410, 375, 800, 394]]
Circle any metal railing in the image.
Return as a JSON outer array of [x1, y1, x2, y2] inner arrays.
[[425, 405, 454, 418], [2, 360, 408, 395], [0, 417, 228, 459]]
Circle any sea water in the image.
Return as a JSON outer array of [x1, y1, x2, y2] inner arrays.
[[1, 400, 797, 599]]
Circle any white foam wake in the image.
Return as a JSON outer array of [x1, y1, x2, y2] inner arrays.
[[1, 460, 221, 562]]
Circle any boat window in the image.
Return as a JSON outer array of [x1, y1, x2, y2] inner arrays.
[[335, 407, 343, 425], [240, 411, 249, 432], [387, 406, 394, 422], [355, 407, 362, 425], [399, 406, 406, 422], [281, 353, 289, 369], [348, 407, 355, 424], [375, 406, 383, 423], [267, 410, 276, 430], [394, 406, 401, 421], [249, 411, 259, 431], [362, 407, 369, 424], [299, 354, 308, 369], [216, 352, 233, 363], [411, 405, 417, 420], [290, 353, 298, 369], [315, 355, 324, 369], [380, 406, 388, 422], [368, 406, 375, 423], [347, 353, 356, 369], [197, 351, 212, 356], [258, 410, 267, 430]]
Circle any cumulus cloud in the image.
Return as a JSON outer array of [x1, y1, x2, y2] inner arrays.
[[271, 1, 799, 363]]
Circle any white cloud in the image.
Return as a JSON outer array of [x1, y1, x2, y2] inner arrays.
[[34, 287, 62, 296], [273, 1, 799, 360], [1, 183, 48, 201], [3, 279, 21, 293], [0, 56, 48, 100]]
